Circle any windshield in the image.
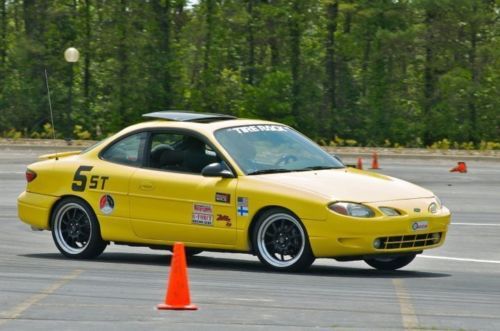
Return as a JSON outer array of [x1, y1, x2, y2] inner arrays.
[[214, 124, 344, 175]]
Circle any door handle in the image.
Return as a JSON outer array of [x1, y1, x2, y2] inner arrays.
[[139, 182, 154, 191]]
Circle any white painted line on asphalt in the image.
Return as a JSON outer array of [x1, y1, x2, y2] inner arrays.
[[452, 222, 500, 227], [0, 171, 24, 174], [420, 255, 500, 264], [393, 279, 419, 331], [0, 269, 83, 326], [232, 298, 274, 302]]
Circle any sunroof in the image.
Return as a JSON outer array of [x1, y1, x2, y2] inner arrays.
[[143, 111, 237, 123]]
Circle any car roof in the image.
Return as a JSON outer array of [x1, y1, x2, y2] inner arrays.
[[118, 113, 281, 137]]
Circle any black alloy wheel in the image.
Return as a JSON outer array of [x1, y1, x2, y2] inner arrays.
[[51, 197, 107, 259], [364, 253, 417, 271], [252, 208, 315, 272]]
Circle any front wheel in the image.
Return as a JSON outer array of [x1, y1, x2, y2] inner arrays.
[[51, 197, 107, 259], [252, 209, 315, 272], [364, 253, 416, 271]]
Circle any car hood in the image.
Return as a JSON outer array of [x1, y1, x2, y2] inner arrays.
[[250, 168, 434, 203]]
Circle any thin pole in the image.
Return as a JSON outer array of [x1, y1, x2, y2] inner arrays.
[[44, 68, 56, 141]]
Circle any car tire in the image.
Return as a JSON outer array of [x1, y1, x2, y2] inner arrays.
[[185, 248, 203, 257], [252, 208, 315, 272], [364, 253, 416, 271], [51, 197, 107, 259]]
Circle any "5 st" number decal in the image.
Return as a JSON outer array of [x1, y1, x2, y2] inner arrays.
[[72, 166, 109, 192]]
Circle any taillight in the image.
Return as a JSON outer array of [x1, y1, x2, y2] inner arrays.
[[26, 169, 37, 183]]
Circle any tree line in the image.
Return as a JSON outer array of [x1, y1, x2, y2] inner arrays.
[[0, 0, 498, 147]]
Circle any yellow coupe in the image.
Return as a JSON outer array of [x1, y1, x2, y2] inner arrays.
[[18, 111, 450, 271]]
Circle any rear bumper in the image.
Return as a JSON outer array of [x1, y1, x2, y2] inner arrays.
[[17, 191, 59, 230]]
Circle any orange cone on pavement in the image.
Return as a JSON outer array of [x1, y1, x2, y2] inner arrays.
[[370, 152, 380, 169], [357, 158, 363, 170], [157, 242, 198, 310], [450, 161, 467, 173]]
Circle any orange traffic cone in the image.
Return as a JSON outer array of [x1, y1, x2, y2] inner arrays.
[[370, 152, 380, 169], [157, 242, 198, 310], [357, 158, 363, 170], [450, 161, 467, 173]]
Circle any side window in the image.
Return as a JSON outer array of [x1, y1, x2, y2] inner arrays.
[[148, 132, 219, 174], [101, 132, 147, 166]]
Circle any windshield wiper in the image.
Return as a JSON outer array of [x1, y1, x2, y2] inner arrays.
[[296, 165, 344, 171], [247, 168, 292, 175]]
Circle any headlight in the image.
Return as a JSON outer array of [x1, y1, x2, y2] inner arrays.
[[429, 196, 443, 214], [329, 202, 375, 218], [435, 196, 442, 209], [379, 207, 401, 216]]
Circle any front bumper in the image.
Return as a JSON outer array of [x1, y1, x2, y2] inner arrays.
[[306, 202, 451, 258], [17, 191, 59, 230]]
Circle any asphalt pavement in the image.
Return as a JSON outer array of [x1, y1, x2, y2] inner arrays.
[[1, 147, 499, 330]]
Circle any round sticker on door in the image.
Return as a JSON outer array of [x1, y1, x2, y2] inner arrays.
[[99, 194, 115, 215]]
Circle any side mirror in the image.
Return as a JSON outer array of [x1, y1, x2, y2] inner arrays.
[[201, 162, 235, 178]]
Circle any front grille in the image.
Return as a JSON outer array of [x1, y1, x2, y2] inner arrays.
[[377, 232, 442, 250]]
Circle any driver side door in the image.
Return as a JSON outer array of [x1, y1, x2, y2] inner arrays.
[[128, 131, 237, 247]]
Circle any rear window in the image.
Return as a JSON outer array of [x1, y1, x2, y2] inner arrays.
[[100, 132, 147, 166]]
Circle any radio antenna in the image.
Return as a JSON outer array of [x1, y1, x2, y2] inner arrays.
[[44, 68, 58, 160], [44, 69, 56, 141]]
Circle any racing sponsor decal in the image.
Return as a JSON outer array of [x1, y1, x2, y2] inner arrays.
[[215, 192, 231, 204], [412, 220, 428, 231], [192, 203, 213, 226], [216, 214, 232, 227], [99, 194, 115, 215], [237, 197, 249, 216], [229, 125, 287, 135]]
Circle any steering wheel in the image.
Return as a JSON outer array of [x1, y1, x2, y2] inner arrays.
[[274, 154, 298, 166]]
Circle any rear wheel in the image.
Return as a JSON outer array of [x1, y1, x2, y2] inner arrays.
[[51, 197, 107, 259], [364, 253, 416, 271], [252, 209, 314, 272]]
